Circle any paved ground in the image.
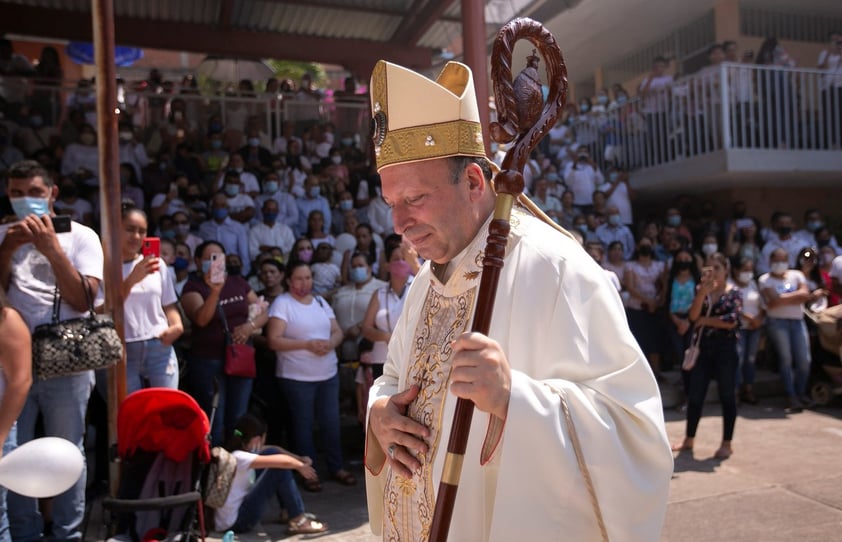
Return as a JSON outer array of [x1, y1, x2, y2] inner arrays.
[[86, 370, 842, 540]]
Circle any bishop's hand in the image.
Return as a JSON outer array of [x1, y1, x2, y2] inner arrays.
[[369, 385, 429, 479]]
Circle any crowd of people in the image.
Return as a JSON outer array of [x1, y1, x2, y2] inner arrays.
[[0, 37, 839, 539]]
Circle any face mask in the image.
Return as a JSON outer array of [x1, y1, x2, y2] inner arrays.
[[80, 133, 95, 145], [211, 139, 223, 149], [234, 167, 244, 174], [10, 196, 50, 219], [349, 266, 369, 284], [263, 211, 278, 224], [575, 223, 588, 233], [297, 248, 313, 263], [173, 111, 183, 121], [248, 137, 260, 147], [609, 171, 619, 182], [676, 261, 693, 272], [173, 256, 189, 271], [545, 172, 560, 182], [638, 245, 653, 257], [226, 264, 242, 276], [778, 226, 792, 236], [667, 215, 681, 227], [339, 199, 353, 211], [30, 116, 43, 128], [170, 224, 189, 237], [263, 181, 279, 194], [331, 155, 342, 165], [617, 95, 628, 105], [224, 183, 240, 197], [307, 186, 321, 198], [738, 271, 753, 283], [702, 243, 718, 255], [807, 220, 823, 232], [608, 214, 621, 226], [580, 104, 590, 113], [119, 131, 133, 142], [769, 261, 788, 274], [201, 259, 212, 274], [341, 137, 353, 146], [289, 284, 312, 297], [597, 95, 608, 105], [160, 229, 176, 240], [213, 208, 229, 220], [389, 260, 412, 280]]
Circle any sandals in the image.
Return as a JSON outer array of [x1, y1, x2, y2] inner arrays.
[[302, 478, 322, 492], [332, 469, 357, 486], [714, 447, 733, 460], [288, 514, 328, 535]]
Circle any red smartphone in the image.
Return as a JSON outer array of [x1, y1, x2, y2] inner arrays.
[[142, 237, 160, 258]]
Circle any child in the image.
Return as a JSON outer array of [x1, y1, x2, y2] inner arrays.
[[214, 414, 327, 535], [310, 243, 341, 296]]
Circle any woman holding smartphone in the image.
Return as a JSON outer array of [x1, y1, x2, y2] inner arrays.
[[181, 241, 269, 445], [120, 205, 183, 393]]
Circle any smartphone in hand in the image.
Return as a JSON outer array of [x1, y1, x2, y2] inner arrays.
[[53, 215, 72, 234], [142, 237, 160, 258], [209, 252, 226, 284]]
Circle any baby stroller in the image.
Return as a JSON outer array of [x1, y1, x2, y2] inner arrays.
[[102, 388, 211, 541], [806, 303, 842, 406]]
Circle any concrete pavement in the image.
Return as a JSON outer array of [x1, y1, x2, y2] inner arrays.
[[87, 382, 842, 541]]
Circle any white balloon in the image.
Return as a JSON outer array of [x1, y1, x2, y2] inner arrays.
[[0, 437, 84, 498]]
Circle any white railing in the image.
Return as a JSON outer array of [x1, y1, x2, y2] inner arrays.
[[0, 76, 371, 149], [569, 62, 842, 172]]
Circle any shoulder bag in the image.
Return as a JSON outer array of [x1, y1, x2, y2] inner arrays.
[[32, 272, 122, 380], [682, 295, 712, 371], [218, 305, 256, 378]]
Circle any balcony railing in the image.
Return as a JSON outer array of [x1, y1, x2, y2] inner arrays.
[[0, 76, 371, 148], [570, 62, 842, 173]]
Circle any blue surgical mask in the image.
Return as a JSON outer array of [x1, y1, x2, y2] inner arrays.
[[580, 104, 590, 113], [161, 229, 176, 240], [341, 137, 353, 146], [667, 215, 681, 227], [263, 211, 278, 224], [609, 171, 619, 182], [10, 197, 50, 219], [248, 137, 260, 147], [264, 181, 279, 194], [339, 199, 353, 211], [211, 139, 223, 150], [349, 266, 369, 284], [30, 115, 43, 128], [597, 95, 608, 105], [807, 220, 823, 232], [608, 214, 621, 226], [576, 223, 588, 233], [308, 186, 321, 198], [224, 183, 240, 197], [213, 208, 229, 220], [617, 95, 628, 105], [173, 257, 189, 271]]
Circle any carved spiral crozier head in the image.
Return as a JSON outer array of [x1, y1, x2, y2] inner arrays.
[[369, 60, 493, 173]]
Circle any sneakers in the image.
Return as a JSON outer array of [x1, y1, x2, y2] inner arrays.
[[785, 396, 803, 411], [799, 395, 816, 409]]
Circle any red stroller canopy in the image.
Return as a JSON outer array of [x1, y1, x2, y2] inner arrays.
[[117, 389, 211, 463]]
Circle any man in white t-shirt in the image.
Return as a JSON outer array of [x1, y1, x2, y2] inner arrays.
[[249, 199, 295, 261], [215, 153, 260, 197], [0, 161, 103, 541], [563, 146, 603, 212], [221, 171, 256, 224]]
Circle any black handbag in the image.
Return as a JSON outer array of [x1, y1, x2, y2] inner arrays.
[[31, 273, 123, 380]]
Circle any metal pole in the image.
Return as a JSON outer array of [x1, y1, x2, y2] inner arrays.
[[92, 0, 127, 498], [462, 0, 490, 154]]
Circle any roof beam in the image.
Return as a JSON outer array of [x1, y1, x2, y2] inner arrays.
[[0, 4, 432, 74], [391, 0, 457, 46]]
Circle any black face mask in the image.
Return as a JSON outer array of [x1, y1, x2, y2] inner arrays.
[[226, 265, 242, 276], [778, 226, 792, 236], [60, 185, 78, 198], [638, 246, 653, 257], [817, 238, 830, 248], [675, 261, 693, 271]]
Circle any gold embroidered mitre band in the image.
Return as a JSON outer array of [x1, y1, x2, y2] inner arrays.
[[370, 60, 487, 172]]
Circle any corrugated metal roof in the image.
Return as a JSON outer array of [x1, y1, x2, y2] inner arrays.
[[237, 2, 402, 41]]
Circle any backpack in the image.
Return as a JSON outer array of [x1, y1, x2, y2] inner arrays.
[[203, 447, 237, 509]]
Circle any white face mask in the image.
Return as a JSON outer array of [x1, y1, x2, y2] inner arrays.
[[770, 261, 789, 274], [738, 271, 753, 284], [702, 243, 718, 255]]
